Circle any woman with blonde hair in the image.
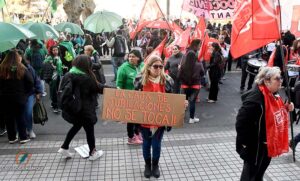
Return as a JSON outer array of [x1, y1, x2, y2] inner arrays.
[[135, 55, 187, 178], [0, 50, 34, 144]]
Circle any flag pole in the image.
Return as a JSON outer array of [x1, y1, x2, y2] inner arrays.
[[1, 7, 4, 21], [277, 0, 296, 162], [4, 0, 11, 22], [154, 0, 173, 31], [41, 2, 51, 22]]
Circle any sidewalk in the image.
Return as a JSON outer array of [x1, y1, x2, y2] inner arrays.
[[0, 127, 300, 181]]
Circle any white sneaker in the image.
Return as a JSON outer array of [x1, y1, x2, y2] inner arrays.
[[207, 99, 216, 103], [9, 138, 18, 144], [58, 148, 74, 158], [42, 92, 47, 97], [20, 139, 30, 144], [29, 131, 36, 139], [89, 150, 104, 161], [193, 117, 200, 122], [189, 118, 195, 124]]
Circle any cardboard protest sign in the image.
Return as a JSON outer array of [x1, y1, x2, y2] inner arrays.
[[101, 88, 186, 127]]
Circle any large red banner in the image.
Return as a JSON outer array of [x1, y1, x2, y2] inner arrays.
[[182, 0, 236, 19], [290, 5, 300, 37]]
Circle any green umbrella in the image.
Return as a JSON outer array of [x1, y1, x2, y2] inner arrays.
[[54, 22, 84, 35], [84, 10, 123, 33], [0, 22, 36, 42], [0, 40, 19, 52], [23, 22, 59, 40]]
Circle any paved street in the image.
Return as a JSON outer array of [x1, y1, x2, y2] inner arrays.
[[0, 63, 300, 181]]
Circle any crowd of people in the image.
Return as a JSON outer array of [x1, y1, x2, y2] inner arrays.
[[0, 17, 299, 179]]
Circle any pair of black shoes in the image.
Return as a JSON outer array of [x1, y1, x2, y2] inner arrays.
[[144, 159, 160, 178]]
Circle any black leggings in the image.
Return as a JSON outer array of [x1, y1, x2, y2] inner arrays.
[[127, 123, 140, 138], [240, 144, 271, 181], [61, 120, 95, 155]]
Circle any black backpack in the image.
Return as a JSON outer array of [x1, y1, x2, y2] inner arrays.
[[58, 73, 82, 123], [42, 61, 55, 83], [113, 36, 126, 57]]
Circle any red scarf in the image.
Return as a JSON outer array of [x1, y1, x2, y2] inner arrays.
[[259, 85, 289, 157]]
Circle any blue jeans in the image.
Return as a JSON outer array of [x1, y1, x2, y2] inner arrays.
[[141, 127, 165, 161], [24, 95, 35, 132], [111, 56, 124, 78], [181, 88, 199, 119]]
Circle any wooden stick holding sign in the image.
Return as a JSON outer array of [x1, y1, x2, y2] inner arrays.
[[101, 88, 186, 127]]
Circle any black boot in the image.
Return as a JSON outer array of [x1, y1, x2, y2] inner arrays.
[[144, 158, 151, 178], [152, 159, 160, 178]]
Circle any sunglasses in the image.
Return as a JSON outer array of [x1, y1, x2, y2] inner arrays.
[[152, 65, 164, 69], [173, 48, 178, 50]]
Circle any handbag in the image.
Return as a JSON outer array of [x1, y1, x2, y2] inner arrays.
[[33, 100, 48, 125]]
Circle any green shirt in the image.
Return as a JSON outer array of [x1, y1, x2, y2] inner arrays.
[[44, 56, 63, 76], [116, 61, 144, 90]]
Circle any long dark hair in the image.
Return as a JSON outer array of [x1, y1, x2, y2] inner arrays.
[[0, 50, 26, 80], [180, 58, 195, 85], [49, 45, 59, 57], [211, 42, 222, 54], [72, 55, 98, 83]]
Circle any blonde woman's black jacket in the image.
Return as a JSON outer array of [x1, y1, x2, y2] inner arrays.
[[235, 85, 267, 165]]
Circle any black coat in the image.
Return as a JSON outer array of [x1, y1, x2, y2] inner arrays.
[[61, 73, 104, 124], [91, 52, 106, 84], [165, 53, 183, 81], [208, 51, 222, 80], [0, 69, 34, 106], [235, 85, 267, 165]]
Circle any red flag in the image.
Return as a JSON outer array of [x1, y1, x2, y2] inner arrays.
[[130, 21, 150, 39], [130, 0, 165, 39], [192, 16, 206, 41], [252, 0, 280, 39], [198, 34, 219, 62], [290, 5, 300, 37], [145, 37, 167, 64], [164, 27, 192, 59], [172, 22, 183, 35], [146, 20, 173, 30], [230, 0, 280, 59], [128, 20, 135, 38]]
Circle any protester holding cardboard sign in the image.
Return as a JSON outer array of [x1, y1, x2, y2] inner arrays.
[[116, 49, 144, 145], [133, 55, 187, 179]]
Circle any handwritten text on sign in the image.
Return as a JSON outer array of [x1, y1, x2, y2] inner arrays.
[[101, 88, 185, 127]]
